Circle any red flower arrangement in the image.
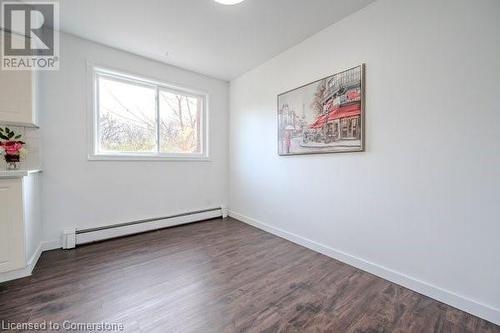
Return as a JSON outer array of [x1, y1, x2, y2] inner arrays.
[[0, 127, 26, 165]]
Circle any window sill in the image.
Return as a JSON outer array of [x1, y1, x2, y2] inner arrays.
[[88, 154, 212, 162]]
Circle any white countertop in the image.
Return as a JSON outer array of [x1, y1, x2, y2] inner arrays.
[[0, 169, 42, 179]]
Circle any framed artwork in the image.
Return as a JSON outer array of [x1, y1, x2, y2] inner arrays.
[[277, 64, 365, 155]]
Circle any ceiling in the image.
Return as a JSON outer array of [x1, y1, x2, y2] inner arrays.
[[58, 0, 374, 81]]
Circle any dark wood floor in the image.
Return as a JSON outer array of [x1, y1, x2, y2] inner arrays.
[[0, 218, 498, 333]]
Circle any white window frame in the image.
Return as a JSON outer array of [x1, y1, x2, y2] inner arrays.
[[87, 64, 209, 161]]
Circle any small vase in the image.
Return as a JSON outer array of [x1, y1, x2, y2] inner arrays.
[[6, 161, 20, 170], [5, 154, 20, 170]]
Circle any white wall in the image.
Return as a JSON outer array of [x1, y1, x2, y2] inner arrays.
[[40, 33, 229, 243], [229, 0, 500, 324], [23, 173, 42, 263]]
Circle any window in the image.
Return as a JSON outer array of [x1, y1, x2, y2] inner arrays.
[[89, 66, 208, 160]]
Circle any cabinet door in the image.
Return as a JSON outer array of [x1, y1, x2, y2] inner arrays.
[[0, 179, 25, 273], [0, 32, 37, 127]]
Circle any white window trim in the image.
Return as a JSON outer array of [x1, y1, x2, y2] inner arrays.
[[87, 63, 210, 161]]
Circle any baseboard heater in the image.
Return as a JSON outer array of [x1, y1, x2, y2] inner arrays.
[[63, 207, 226, 249]]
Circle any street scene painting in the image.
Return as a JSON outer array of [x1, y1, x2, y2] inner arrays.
[[278, 64, 364, 155]]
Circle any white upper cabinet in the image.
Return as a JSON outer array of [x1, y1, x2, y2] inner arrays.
[[0, 32, 38, 127]]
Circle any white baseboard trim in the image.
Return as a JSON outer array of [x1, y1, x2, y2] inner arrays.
[[0, 240, 64, 284], [228, 210, 500, 326], [0, 242, 42, 284], [76, 208, 223, 245], [27, 243, 43, 269]]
